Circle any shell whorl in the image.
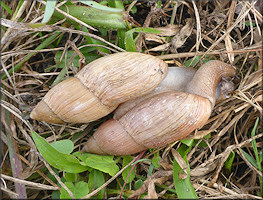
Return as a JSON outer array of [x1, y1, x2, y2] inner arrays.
[[30, 52, 168, 124], [84, 91, 212, 155], [30, 77, 117, 123]]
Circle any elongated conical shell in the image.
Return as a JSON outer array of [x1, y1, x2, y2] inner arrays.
[[30, 52, 168, 123], [30, 77, 117, 123], [84, 91, 212, 155]]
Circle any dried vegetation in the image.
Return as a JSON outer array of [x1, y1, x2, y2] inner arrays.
[[1, 0, 262, 199]]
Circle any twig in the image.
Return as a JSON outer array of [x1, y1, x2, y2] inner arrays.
[[1, 174, 58, 190], [157, 47, 262, 60], [1, 186, 19, 199], [41, 158, 74, 199]]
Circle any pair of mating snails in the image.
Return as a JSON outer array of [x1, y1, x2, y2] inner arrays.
[[30, 52, 236, 155]]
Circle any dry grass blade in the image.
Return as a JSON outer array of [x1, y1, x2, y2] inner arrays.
[[1, 174, 58, 190]]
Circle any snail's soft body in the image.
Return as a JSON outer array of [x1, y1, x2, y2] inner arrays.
[[30, 52, 168, 123], [83, 60, 236, 155]]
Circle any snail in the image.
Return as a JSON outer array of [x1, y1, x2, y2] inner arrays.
[[83, 60, 236, 155], [30, 52, 168, 123], [114, 67, 234, 120]]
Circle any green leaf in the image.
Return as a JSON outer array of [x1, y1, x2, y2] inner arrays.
[[60, 181, 89, 199], [50, 140, 74, 154], [133, 27, 162, 34], [224, 151, 235, 172], [41, 0, 57, 23], [1, 2, 13, 15], [52, 190, 60, 199], [65, 173, 79, 182], [180, 139, 194, 147], [77, 153, 119, 176], [88, 169, 105, 199], [134, 179, 143, 190], [177, 143, 192, 158], [122, 156, 135, 183], [173, 155, 198, 199], [73, 181, 90, 198], [82, 26, 110, 54], [79, 0, 123, 13], [251, 118, 262, 171], [147, 164, 154, 177], [125, 29, 137, 52], [241, 149, 258, 169], [60, 182, 74, 199], [125, 28, 162, 52], [31, 131, 90, 173], [185, 56, 212, 67], [52, 5, 127, 30], [152, 154, 161, 168]]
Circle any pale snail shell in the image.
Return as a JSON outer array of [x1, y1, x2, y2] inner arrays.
[[30, 52, 168, 123], [83, 60, 236, 155]]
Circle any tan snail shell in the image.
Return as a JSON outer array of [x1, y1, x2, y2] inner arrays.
[[83, 60, 236, 155], [30, 52, 168, 123]]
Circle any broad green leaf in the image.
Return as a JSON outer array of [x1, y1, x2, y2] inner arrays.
[[60, 181, 89, 199], [52, 5, 127, 30], [79, 0, 123, 13], [73, 181, 90, 198], [65, 173, 79, 182], [173, 155, 198, 199], [76, 152, 119, 176], [51, 140, 74, 154], [31, 131, 89, 173], [180, 139, 194, 147], [88, 169, 105, 199], [41, 0, 57, 23], [224, 151, 235, 172], [122, 156, 135, 183], [60, 182, 74, 199]]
